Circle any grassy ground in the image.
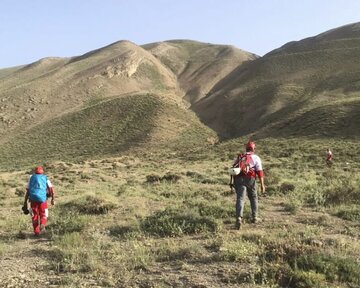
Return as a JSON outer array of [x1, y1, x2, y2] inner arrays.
[[0, 137, 359, 287]]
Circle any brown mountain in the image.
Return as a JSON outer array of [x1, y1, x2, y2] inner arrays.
[[0, 40, 252, 165], [143, 40, 257, 104], [0, 23, 359, 166], [192, 22, 360, 139]]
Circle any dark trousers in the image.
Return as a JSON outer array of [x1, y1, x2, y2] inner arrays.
[[234, 176, 258, 219]]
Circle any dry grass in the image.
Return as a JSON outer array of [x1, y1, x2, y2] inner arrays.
[[0, 137, 359, 287]]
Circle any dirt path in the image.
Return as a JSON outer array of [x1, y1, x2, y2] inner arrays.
[[0, 233, 64, 288]]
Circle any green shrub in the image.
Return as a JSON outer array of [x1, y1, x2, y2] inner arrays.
[[145, 174, 162, 183], [161, 173, 181, 183], [264, 168, 281, 184], [146, 173, 181, 183], [288, 270, 327, 288], [108, 225, 140, 239], [49, 232, 94, 273], [140, 208, 221, 236], [48, 211, 86, 236], [324, 178, 360, 205], [63, 195, 116, 215], [334, 205, 360, 221], [260, 238, 360, 286], [219, 240, 258, 263], [296, 254, 360, 284], [197, 202, 234, 219], [156, 243, 206, 262], [283, 197, 302, 214], [186, 171, 209, 183], [307, 190, 327, 207], [280, 182, 296, 194]]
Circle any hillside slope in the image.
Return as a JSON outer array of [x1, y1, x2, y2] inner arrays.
[[143, 40, 258, 105], [0, 40, 181, 143], [0, 92, 216, 168], [192, 22, 360, 138], [0, 41, 223, 167]]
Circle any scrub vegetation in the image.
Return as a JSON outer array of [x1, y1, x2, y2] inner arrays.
[[0, 137, 359, 287]]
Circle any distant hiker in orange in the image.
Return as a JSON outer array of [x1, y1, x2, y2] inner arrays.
[[23, 166, 55, 236], [229, 141, 265, 230], [326, 148, 333, 166]]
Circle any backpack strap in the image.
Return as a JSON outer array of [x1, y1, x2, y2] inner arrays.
[[236, 153, 245, 168]]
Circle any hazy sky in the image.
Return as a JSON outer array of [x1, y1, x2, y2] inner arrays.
[[1, 0, 359, 68]]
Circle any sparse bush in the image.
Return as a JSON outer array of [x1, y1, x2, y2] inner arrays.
[[161, 173, 181, 183], [279, 150, 294, 158], [324, 178, 359, 205], [283, 195, 303, 214], [48, 211, 86, 236], [49, 232, 95, 273], [334, 205, 360, 221], [265, 170, 281, 186], [117, 185, 128, 196], [265, 184, 280, 196], [146, 173, 181, 183], [307, 189, 327, 207], [186, 171, 206, 183], [145, 174, 162, 183], [296, 253, 360, 285], [287, 270, 327, 288], [279, 182, 296, 194], [15, 187, 25, 197], [219, 240, 258, 263], [80, 172, 92, 180], [197, 202, 234, 219], [140, 208, 221, 236], [108, 225, 141, 239], [258, 237, 360, 287], [64, 195, 116, 215], [156, 243, 206, 262], [116, 240, 155, 272]]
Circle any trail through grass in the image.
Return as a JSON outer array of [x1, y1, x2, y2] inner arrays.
[[0, 137, 359, 287]]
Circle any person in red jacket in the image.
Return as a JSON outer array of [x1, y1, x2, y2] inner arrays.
[[326, 148, 333, 166], [23, 166, 55, 236], [229, 141, 265, 230]]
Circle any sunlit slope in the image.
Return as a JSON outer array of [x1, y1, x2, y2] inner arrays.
[[0, 93, 216, 167], [0, 40, 180, 144], [192, 22, 360, 138], [143, 40, 257, 104]]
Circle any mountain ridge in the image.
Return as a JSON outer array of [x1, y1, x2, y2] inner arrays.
[[192, 22, 360, 139], [0, 23, 359, 165]]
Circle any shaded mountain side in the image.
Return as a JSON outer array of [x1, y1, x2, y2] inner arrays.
[[143, 40, 258, 104], [191, 22, 360, 139], [0, 93, 216, 168], [268, 22, 360, 56], [0, 40, 181, 144], [257, 98, 360, 138]]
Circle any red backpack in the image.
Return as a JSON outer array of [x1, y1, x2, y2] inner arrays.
[[234, 153, 252, 175]]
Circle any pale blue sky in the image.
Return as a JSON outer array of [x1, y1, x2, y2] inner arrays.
[[1, 0, 359, 68]]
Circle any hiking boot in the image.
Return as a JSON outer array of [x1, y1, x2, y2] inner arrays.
[[235, 218, 242, 230], [251, 217, 261, 224]]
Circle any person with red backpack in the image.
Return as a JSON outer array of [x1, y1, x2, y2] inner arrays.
[[326, 148, 333, 166], [23, 166, 55, 236], [229, 141, 265, 230]]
